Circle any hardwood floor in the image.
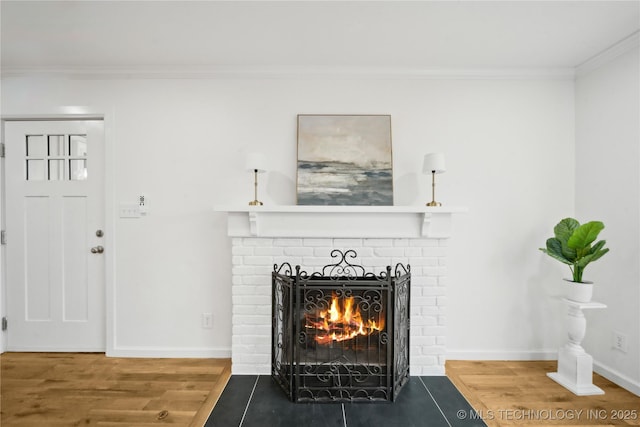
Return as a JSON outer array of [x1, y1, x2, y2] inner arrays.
[[0, 353, 231, 427], [2, 355, 639, 426], [447, 360, 640, 426]]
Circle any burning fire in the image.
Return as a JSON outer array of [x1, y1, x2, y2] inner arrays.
[[306, 293, 384, 345]]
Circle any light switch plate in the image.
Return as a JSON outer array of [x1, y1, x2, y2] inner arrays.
[[119, 203, 141, 218]]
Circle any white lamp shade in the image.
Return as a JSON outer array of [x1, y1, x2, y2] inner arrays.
[[422, 153, 446, 174], [245, 152, 267, 172]]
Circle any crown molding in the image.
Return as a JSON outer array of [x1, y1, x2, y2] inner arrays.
[[576, 30, 640, 77], [0, 65, 575, 80]]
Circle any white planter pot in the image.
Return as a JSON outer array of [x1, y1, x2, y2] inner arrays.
[[564, 279, 594, 303]]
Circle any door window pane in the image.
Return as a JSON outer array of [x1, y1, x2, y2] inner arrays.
[[69, 135, 87, 156], [70, 159, 87, 181], [48, 135, 66, 156], [48, 160, 66, 181], [27, 160, 46, 180], [26, 135, 46, 157]]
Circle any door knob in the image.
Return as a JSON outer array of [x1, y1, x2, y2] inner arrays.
[[90, 245, 104, 254]]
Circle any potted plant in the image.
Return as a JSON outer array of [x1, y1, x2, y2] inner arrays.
[[539, 217, 609, 302]]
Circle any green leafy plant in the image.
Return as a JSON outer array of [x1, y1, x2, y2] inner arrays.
[[539, 217, 609, 283]]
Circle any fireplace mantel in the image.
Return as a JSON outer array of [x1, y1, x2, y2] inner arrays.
[[214, 205, 467, 238]]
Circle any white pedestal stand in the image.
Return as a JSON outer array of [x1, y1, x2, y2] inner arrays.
[[547, 298, 606, 396]]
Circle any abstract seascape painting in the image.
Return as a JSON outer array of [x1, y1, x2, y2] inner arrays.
[[297, 115, 393, 205]]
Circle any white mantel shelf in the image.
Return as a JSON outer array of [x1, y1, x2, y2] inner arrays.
[[214, 205, 468, 238]]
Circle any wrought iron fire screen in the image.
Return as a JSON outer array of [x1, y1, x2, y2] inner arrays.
[[272, 249, 410, 402]]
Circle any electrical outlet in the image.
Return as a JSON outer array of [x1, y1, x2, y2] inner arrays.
[[138, 194, 148, 215], [202, 313, 213, 329], [613, 331, 628, 353]]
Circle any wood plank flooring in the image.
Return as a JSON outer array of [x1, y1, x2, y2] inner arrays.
[[0, 353, 231, 427], [2, 355, 639, 426], [446, 360, 640, 427]]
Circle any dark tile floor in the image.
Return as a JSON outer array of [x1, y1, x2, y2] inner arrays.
[[205, 375, 486, 427]]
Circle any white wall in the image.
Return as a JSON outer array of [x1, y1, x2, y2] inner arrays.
[[0, 73, 574, 360], [575, 47, 640, 394]]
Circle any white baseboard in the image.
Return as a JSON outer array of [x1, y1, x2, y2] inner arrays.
[[108, 346, 231, 358], [593, 361, 640, 397], [446, 349, 557, 361], [7, 346, 106, 352]]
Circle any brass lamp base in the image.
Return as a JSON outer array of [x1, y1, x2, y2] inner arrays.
[[426, 171, 442, 207], [248, 169, 263, 206]]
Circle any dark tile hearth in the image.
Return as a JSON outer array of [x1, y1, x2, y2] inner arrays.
[[205, 375, 486, 427]]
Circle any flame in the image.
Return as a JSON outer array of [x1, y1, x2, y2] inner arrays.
[[305, 293, 384, 345]]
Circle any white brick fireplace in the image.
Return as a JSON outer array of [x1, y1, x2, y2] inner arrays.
[[215, 206, 466, 376]]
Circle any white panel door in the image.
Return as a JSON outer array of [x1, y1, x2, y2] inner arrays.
[[5, 120, 105, 351]]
